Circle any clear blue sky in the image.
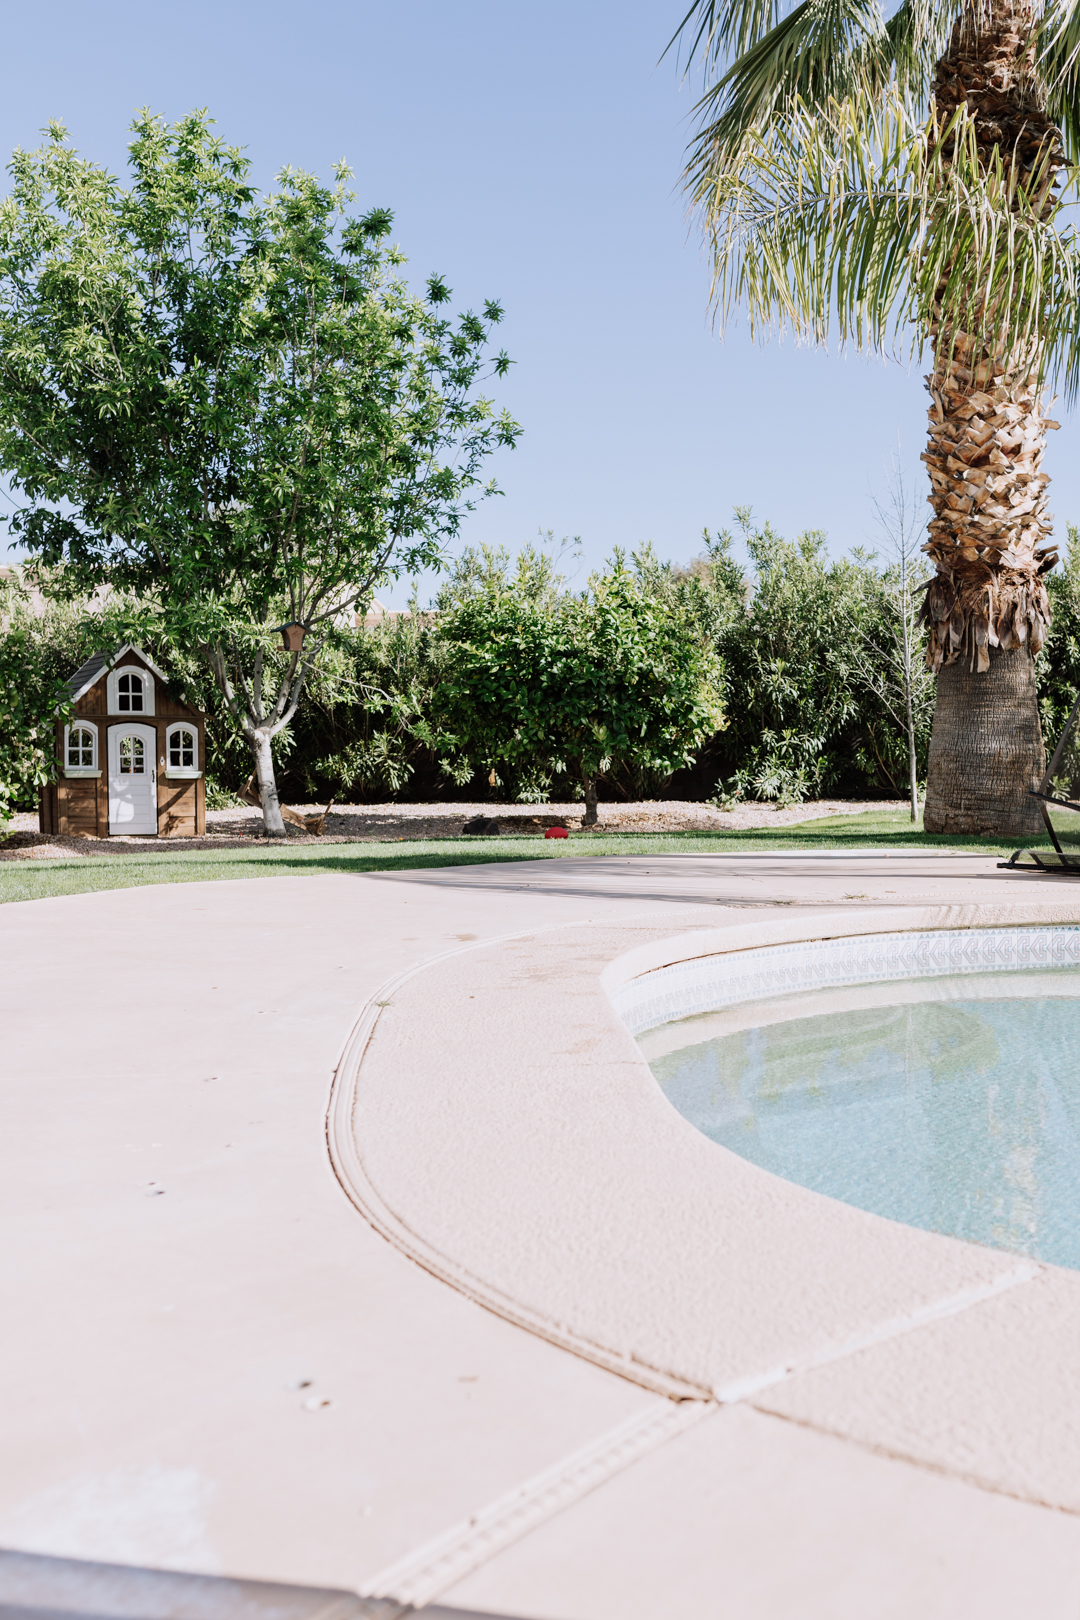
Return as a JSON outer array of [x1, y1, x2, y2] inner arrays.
[[2, 0, 1076, 602]]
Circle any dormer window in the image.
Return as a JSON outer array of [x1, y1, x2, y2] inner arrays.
[[107, 663, 155, 716], [118, 672, 144, 711]]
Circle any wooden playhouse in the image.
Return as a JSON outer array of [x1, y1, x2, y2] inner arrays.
[[39, 645, 207, 839]]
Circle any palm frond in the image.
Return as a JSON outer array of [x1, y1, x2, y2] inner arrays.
[[1039, 0, 1080, 164], [683, 0, 958, 182], [666, 0, 791, 74], [701, 93, 919, 344], [685, 0, 888, 177], [884, 0, 955, 96], [701, 91, 1080, 399]]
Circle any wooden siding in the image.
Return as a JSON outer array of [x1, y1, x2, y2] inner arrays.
[[38, 783, 58, 835], [59, 778, 101, 838], [78, 681, 107, 718], [159, 779, 200, 838]]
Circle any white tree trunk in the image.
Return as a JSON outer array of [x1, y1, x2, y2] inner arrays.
[[900, 606, 919, 823], [251, 729, 287, 836]]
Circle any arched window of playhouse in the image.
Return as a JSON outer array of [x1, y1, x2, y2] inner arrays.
[[167, 725, 198, 772], [65, 724, 97, 769]]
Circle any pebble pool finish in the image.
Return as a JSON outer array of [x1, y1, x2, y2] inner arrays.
[[624, 928, 1080, 1269]]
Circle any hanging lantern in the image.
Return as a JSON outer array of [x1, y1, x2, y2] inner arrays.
[[271, 621, 307, 653]]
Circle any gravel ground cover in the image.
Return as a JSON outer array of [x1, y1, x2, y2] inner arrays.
[[1, 798, 910, 859]]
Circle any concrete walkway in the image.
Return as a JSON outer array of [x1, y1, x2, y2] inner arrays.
[[3, 851, 1080, 1618]]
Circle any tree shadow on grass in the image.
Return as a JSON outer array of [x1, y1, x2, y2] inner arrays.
[[5, 822, 1079, 907]]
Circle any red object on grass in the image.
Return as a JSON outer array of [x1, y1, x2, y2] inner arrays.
[[544, 826, 569, 839]]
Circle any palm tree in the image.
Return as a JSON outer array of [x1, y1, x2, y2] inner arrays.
[[671, 0, 1080, 833]]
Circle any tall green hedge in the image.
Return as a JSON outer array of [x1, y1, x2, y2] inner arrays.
[[5, 517, 1080, 816]]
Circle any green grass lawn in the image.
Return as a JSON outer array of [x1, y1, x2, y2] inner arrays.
[[1, 806, 1075, 905]]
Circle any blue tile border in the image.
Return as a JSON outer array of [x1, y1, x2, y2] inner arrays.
[[613, 926, 1080, 1037]]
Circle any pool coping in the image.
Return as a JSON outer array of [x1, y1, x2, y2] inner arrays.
[[609, 920, 1080, 1035], [329, 898, 1080, 1525]]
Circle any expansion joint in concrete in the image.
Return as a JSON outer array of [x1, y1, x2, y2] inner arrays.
[[358, 1397, 716, 1609], [715, 1259, 1042, 1403]]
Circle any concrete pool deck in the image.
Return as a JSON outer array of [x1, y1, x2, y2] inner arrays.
[[4, 850, 1080, 1617]]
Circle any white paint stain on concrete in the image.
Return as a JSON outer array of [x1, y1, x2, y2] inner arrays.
[[0, 1464, 219, 1571]]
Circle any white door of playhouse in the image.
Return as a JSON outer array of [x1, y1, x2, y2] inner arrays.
[[108, 724, 158, 835]]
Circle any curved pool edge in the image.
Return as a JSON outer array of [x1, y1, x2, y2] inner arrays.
[[639, 922, 1080, 1273], [330, 896, 1080, 1513], [598, 899, 1080, 1001], [325, 915, 713, 1403], [612, 921, 1080, 1036]]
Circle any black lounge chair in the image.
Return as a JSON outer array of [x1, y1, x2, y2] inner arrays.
[[1000, 689, 1080, 874]]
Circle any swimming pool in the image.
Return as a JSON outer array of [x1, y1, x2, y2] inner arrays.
[[629, 927, 1080, 1270]]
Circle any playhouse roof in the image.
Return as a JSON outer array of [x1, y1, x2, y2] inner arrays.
[[65, 644, 171, 704]]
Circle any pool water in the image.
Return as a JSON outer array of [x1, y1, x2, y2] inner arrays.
[[649, 980, 1080, 1269]]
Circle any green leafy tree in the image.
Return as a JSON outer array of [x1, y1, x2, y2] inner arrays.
[[628, 531, 748, 649], [0, 113, 519, 833], [299, 608, 449, 804], [671, 0, 1080, 834], [0, 631, 64, 833], [842, 464, 935, 820], [0, 574, 74, 831], [1037, 522, 1080, 758], [424, 556, 725, 822], [285, 539, 584, 806], [708, 511, 875, 802]]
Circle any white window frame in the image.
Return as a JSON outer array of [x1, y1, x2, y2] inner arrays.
[[63, 721, 100, 778], [107, 663, 155, 716], [165, 722, 201, 779]]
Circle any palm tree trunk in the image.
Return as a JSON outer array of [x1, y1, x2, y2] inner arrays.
[[919, 0, 1062, 833], [923, 647, 1045, 834]]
